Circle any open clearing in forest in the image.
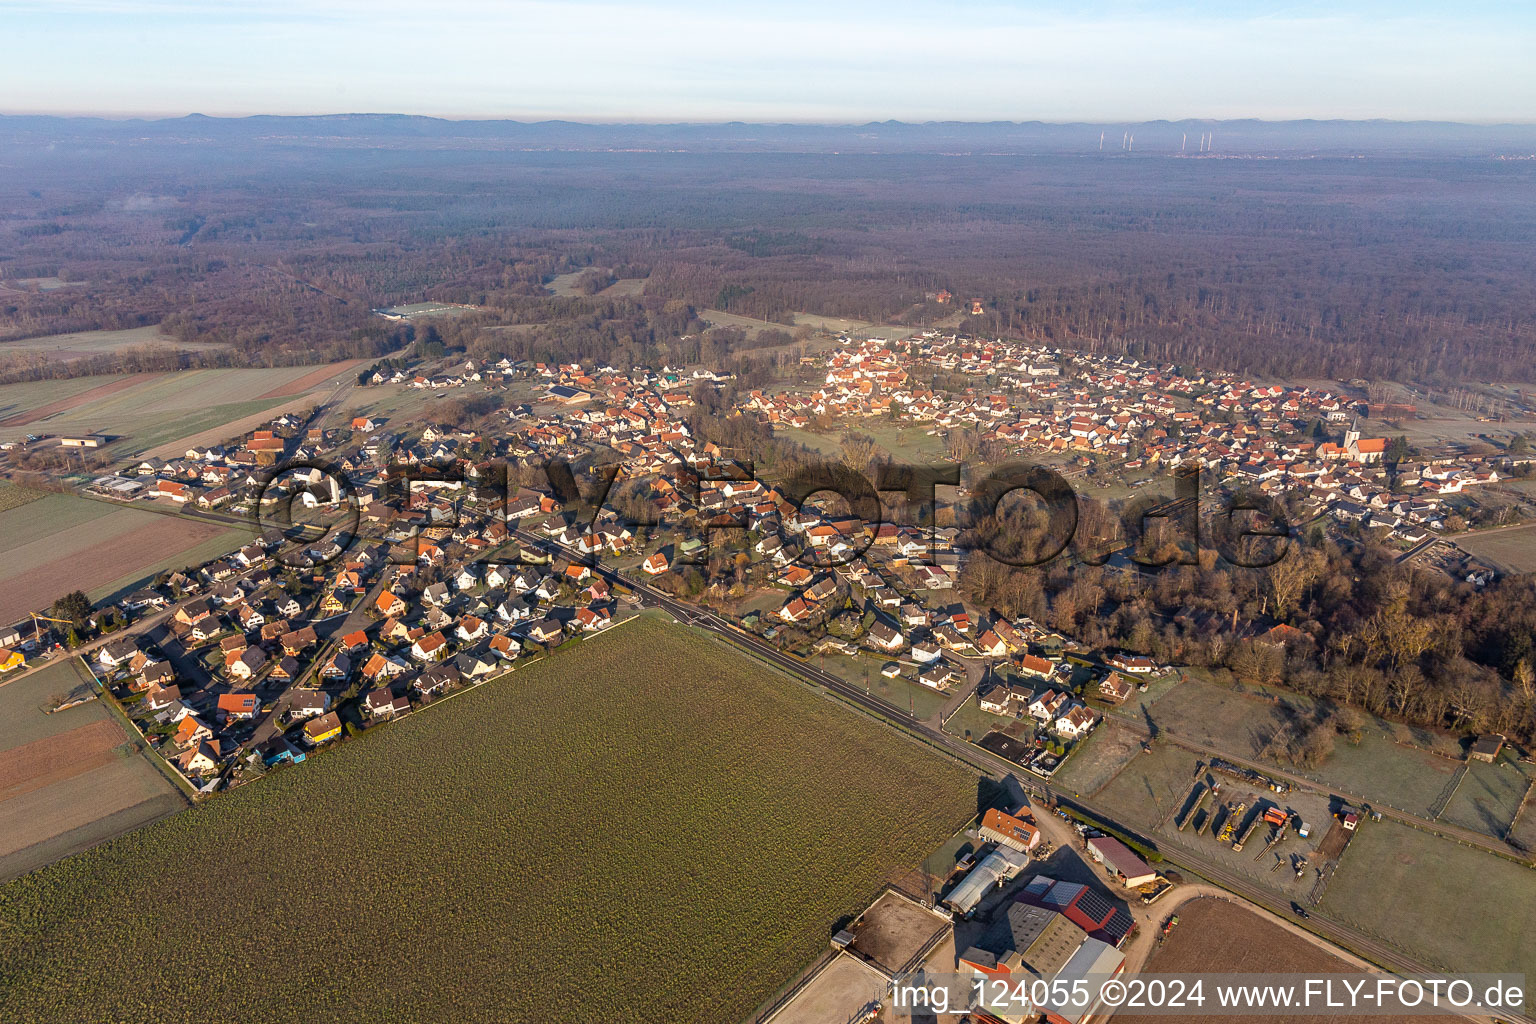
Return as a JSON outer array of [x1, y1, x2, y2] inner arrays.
[[0, 326, 223, 367]]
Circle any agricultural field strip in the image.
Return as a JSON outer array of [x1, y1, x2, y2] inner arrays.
[[0, 507, 165, 576], [0, 493, 119, 553], [0, 718, 128, 802], [0, 375, 127, 423], [0, 618, 976, 1024]]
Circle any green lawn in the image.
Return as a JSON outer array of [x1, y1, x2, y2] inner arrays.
[[0, 616, 976, 1024], [944, 694, 1021, 744], [815, 650, 950, 719], [1321, 818, 1536, 984], [1090, 741, 1205, 831], [1053, 721, 1146, 798]]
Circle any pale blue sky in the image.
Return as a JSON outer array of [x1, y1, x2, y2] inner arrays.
[[2, 1, 1532, 121]]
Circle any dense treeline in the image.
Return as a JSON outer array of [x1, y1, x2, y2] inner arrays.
[[4, 148, 1533, 384], [959, 524, 1536, 746]]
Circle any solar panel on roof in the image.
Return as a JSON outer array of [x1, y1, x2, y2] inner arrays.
[[1042, 880, 1083, 907], [1103, 907, 1135, 940], [1074, 888, 1114, 925]]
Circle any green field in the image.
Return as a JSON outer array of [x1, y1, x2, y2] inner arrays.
[[1439, 758, 1536, 838], [1321, 818, 1536, 983], [1145, 676, 1464, 819], [943, 694, 1019, 744], [1053, 721, 1146, 797], [814, 651, 950, 720], [1, 366, 335, 457], [775, 421, 945, 464], [1454, 523, 1536, 573], [0, 482, 48, 513], [1089, 741, 1204, 830], [0, 616, 975, 1024], [0, 325, 222, 364], [0, 375, 126, 423]]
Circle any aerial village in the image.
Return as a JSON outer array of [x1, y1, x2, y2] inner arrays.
[[2, 327, 1522, 801]]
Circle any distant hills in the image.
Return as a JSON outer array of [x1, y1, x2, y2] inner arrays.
[[2, 113, 1535, 156]]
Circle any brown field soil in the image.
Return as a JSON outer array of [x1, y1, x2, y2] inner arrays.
[[0, 758, 182, 865], [0, 373, 147, 427], [1, 504, 161, 576], [1120, 897, 1462, 1024], [0, 515, 228, 624], [254, 358, 363, 399], [1317, 820, 1352, 860], [0, 658, 186, 882], [846, 891, 948, 974], [0, 718, 127, 801]]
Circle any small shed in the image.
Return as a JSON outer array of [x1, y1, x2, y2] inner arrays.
[[1469, 734, 1505, 763], [1085, 836, 1158, 888]]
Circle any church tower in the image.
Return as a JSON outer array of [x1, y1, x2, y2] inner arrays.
[[1343, 417, 1361, 453]]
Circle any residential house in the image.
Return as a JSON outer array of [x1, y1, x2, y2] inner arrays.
[[216, 692, 259, 721], [1054, 704, 1097, 740], [411, 631, 449, 662], [288, 690, 331, 719], [303, 711, 343, 745], [1097, 672, 1135, 703]]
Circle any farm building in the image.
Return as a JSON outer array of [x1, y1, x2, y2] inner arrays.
[[942, 846, 1031, 918], [957, 901, 1082, 978], [1084, 836, 1158, 888], [1469, 734, 1505, 763], [1019, 876, 1135, 947], [1041, 937, 1127, 1024], [979, 807, 1041, 853]]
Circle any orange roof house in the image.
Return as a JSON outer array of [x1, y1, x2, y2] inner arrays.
[[978, 807, 1041, 853]]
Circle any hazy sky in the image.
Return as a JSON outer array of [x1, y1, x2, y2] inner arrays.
[[2, 0, 1532, 121]]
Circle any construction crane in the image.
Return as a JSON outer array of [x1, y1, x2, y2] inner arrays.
[[29, 612, 75, 650]]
